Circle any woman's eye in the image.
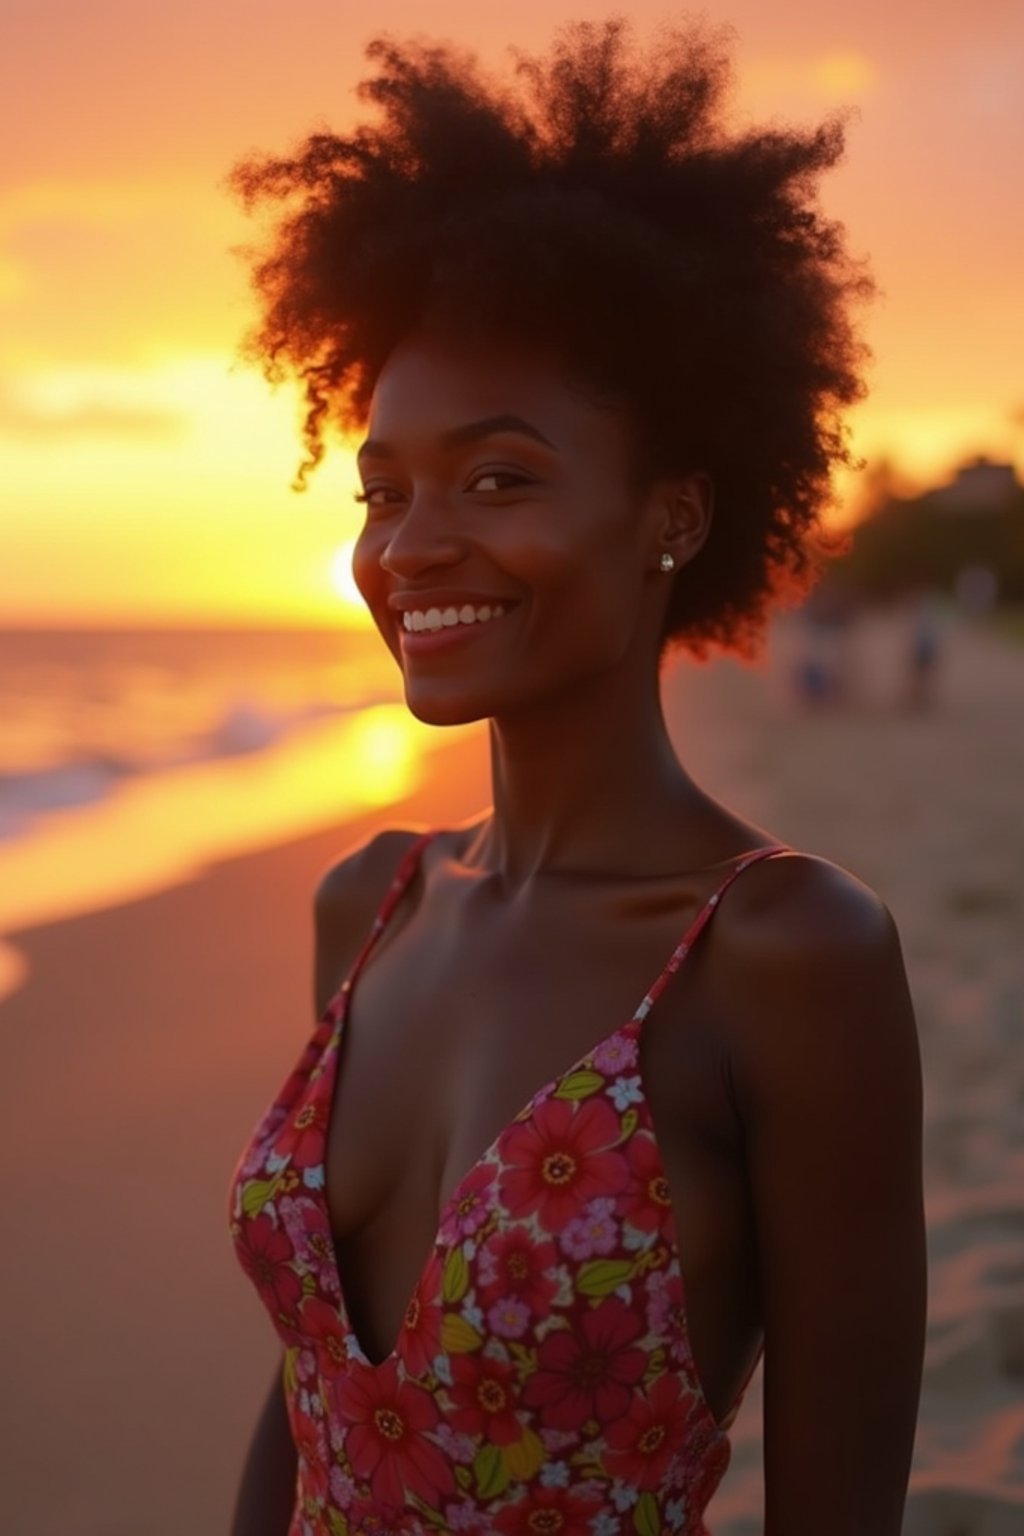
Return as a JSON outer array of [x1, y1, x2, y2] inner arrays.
[[468, 470, 532, 493], [353, 470, 534, 506], [354, 485, 399, 509]]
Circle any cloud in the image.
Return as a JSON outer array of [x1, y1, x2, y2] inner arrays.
[[0, 389, 185, 442]]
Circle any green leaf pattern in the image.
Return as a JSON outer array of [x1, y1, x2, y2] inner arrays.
[[228, 1006, 740, 1533]]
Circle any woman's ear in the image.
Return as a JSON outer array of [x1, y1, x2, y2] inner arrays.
[[651, 471, 714, 572]]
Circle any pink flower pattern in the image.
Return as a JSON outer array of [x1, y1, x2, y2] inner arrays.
[[560, 1194, 620, 1260], [227, 831, 786, 1533], [436, 1160, 498, 1245]]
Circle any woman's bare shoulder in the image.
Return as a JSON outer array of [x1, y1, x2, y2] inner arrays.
[[703, 845, 916, 1118], [314, 825, 427, 911], [714, 845, 898, 962], [313, 810, 488, 913]]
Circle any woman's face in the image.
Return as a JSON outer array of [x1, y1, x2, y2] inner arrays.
[[351, 327, 679, 726]]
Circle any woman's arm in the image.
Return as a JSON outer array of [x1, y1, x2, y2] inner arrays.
[[722, 857, 927, 1536], [229, 1355, 297, 1536]]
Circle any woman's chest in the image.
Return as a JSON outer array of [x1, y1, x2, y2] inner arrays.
[[325, 907, 737, 1228], [319, 910, 758, 1400]]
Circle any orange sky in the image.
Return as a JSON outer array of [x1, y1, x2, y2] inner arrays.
[[2, 0, 1022, 625]]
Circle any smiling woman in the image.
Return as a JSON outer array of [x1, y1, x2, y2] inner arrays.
[[224, 15, 924, 1536]]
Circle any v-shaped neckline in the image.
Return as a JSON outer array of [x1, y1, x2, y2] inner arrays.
[[313, 828, 788, 1374], [324, 992, 649, 1372]]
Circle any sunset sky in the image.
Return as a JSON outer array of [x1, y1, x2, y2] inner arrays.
[[2, 0, 1022, 626]]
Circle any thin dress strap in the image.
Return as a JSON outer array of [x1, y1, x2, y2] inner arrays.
[[634, 844, 791, 1022], [336, 829, 439, 1003]]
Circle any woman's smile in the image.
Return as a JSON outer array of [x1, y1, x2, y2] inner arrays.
[[398, 600, 520, 656]]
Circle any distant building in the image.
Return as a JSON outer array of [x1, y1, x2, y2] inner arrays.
[[836, 453, 1024, 601], [926, 456, 1022, 514]]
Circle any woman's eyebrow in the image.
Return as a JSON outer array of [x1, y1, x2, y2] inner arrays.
[[356, 414, 557, 464]]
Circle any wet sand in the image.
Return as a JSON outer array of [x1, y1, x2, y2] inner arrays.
[[1, 608, 1020, 1535]]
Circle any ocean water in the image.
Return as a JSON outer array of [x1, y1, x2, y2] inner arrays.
[[0, 625, 400, 841], [0, 626, 467, 995]]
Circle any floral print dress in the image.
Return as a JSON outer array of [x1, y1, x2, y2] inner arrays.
[[228, 830, 790, 1536]]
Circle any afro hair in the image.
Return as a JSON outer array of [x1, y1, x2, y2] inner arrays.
[[226, 14, 872, 661]]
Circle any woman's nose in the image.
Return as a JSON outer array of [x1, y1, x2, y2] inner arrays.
[[379, 493, 467, 576]]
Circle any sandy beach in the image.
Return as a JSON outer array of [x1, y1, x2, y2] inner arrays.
[[1, 606, 1021, 1535]]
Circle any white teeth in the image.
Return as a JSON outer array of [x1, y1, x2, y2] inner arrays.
[[401, 602, 511, 632]]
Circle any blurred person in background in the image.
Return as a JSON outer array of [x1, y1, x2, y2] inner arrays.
[[792, 574, 863, 709], [903, 587, 945, 711], [224, 16, 925, 1535]]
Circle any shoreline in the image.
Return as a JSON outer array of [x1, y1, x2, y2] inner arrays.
[[1, 612, 1022, 1535], [0, 715, 492, 991], [0, 705, 483, 1005]]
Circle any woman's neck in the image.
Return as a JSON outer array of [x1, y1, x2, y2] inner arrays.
[[464, 665, 716, 890]]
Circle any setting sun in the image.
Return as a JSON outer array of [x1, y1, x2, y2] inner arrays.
[[2, 0, 1021, 627], [330, 539, 366, 612]]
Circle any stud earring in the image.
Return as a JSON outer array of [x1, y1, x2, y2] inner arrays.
[[659, 552, 675, 572]]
